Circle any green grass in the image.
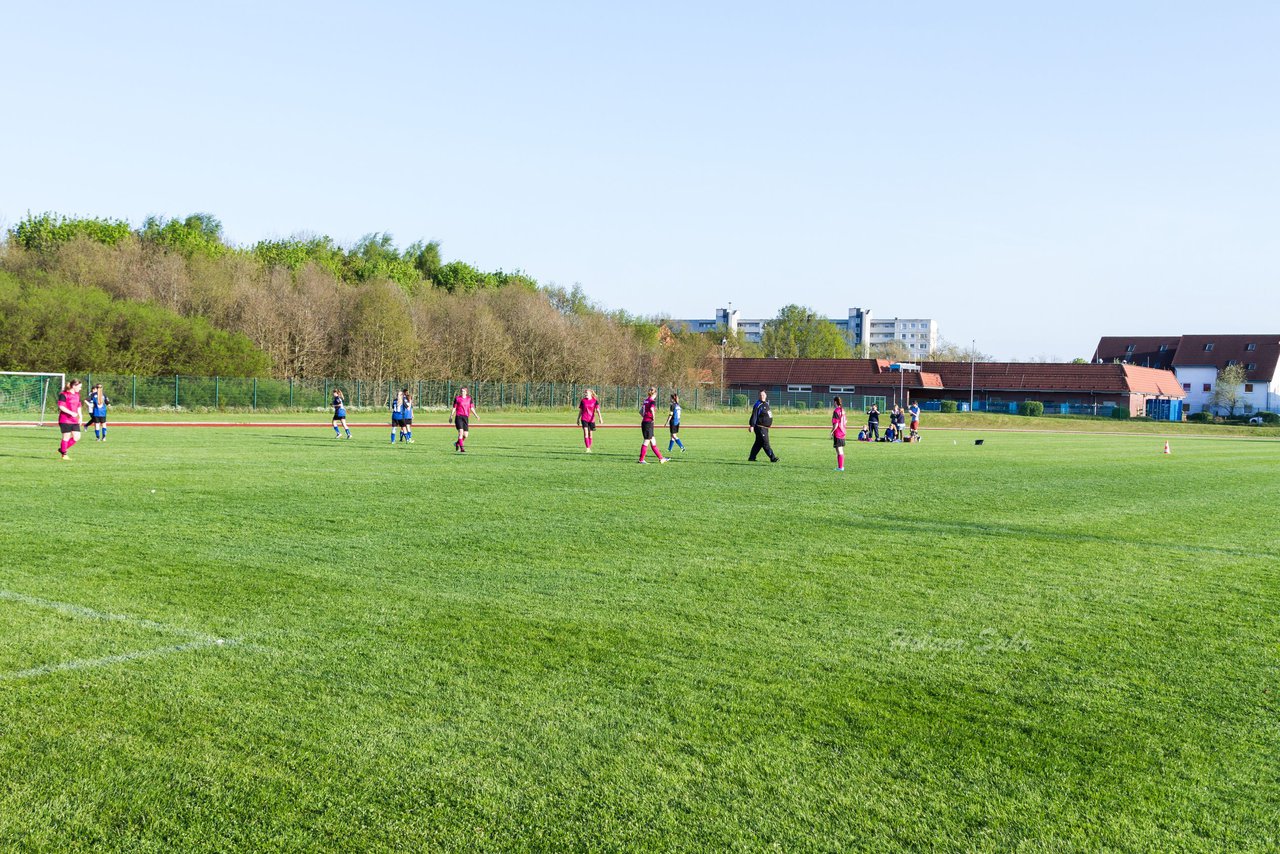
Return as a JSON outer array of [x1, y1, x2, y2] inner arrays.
[[1, 423, 1277, 851]]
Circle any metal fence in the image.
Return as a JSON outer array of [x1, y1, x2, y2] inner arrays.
[[61, 375, 870, 413]]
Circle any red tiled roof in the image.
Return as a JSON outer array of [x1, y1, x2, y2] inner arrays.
[[1170, 335, 1280, 382], [1093, 336, 1180, 369], [725, 359, 1185, 397], [1121, 364, 1187, 396]]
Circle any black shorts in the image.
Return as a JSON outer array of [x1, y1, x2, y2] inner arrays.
[[455, 416, 469, 431], [581, 420, 596, 432], [333, 411, 346, 421], [59, 422, 80, 434], [641, 422, 655, 440], [90, 415, 106, 424], [402, 418, 413, 426], [391, 417, 404, 427], [833, 437, 846, 448], [669, 424, 680, 435]]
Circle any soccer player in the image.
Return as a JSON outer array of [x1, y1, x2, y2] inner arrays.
[[578, 388, 602, 452], [909, 401, 921, 441], [86, 383, 110, 441], [390, 389, 405, 443], [665, 392, 685, 453], [831, 396, 847, 471], [56, 378, 84, 460], [332, 389, 351, 438], [401, 389, 414, 443], [452, 387, 476, 452], [748, 390, 778, 462], [637, 387, 666, 464]]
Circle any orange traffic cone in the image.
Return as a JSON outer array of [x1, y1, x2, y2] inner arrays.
[[1163, 441, 1171, 455]]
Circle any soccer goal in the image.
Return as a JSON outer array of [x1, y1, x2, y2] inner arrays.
[[0, 372, 66, 426]]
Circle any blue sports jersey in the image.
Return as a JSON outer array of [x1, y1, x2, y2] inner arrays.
[[89, 392, 107, 417], [391, 397, 404, 417], [670, 403, 681, 426], [402, 400, 414, 420]]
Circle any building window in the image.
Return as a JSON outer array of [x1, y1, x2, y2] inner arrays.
[[1125, 344, 1136, 353], [1245, 384, 1254, 393], [1227, 360, 1239, 366], [829, 385, 857, 394], [786, 384, 811, 393], [1203, 383, 1212, 392], [1182, 383, 1191, 392], [1246, 343, 1257, 351], [1247, 362, 1257, 371], [1204, 343, 1214, 351], [1159, 344, 1168, 352]]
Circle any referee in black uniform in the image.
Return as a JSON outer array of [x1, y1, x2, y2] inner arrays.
[[748, 390, 779, 462]]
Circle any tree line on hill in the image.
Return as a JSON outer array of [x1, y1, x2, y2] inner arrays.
[[0, 212, 979, 385]]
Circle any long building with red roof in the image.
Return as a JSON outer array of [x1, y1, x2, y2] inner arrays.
[[724, 358, 1185, 418]]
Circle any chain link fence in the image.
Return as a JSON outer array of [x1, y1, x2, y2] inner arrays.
[[64, 375, 869, 413]]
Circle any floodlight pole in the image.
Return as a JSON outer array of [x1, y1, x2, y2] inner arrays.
[[969, 339, 976, 412]]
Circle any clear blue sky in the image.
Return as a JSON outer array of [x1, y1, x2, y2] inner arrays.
[[3, 1, 1277, 359]]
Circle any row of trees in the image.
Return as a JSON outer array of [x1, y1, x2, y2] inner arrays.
[[1, 211, 979, 383]]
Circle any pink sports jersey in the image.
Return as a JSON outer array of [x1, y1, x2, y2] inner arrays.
[[579, 397, 600, 423], [832, 406, 847, 439], [453, 395, 473, 417], [641, 396, 656, 422], [57, 390, 81, 424]]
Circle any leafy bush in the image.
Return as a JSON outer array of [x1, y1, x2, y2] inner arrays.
[[792, 401, 806, 410], [732, 394, 748, 407], [1018, 401, 1044, 417], [1110, 406, 1131, 419], [1188, 411, 1214, 423], [1255, 411, 1279, 424], [940, 400, 958, 413]]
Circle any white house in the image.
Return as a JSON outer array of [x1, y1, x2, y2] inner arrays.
[[1094, 334, 1280, 415]]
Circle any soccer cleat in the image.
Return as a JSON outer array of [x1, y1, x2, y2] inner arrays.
[[659, 457, 668, 463], [637, 459, 648, 464], [771, 457, 780, 463]]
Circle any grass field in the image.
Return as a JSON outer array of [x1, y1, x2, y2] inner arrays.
[[2, 421, 1277, 851]]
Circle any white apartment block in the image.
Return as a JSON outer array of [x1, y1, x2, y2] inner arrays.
[[672, 306, 939, 357]]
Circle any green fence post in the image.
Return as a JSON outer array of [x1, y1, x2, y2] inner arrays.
[[289, 377, 294, 408], [175, 375, 180, 408], [253, 377, 258, 410], [131, 375, 137, 408], [215, 376, 220, 409]]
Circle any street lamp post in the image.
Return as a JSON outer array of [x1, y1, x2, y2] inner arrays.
[[720, 336, 728, 408], [969, 339, 976, 412]]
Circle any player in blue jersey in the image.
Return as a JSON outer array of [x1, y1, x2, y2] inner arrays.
[[665, 392, 685, 453], [331, 389, 351, 438], [401, 390, 414, 443], [390, 389, 405, 443], [86, 383, 111, 441]]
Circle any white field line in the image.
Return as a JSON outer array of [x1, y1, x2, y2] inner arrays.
[[0, 639, 228, 681], [0, 589, 238, 681]]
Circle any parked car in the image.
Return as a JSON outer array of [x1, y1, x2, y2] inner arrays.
[[1248, 416, 1264, 425]]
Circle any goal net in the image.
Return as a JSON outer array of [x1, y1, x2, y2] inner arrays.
[[0, 372, 65, 426]]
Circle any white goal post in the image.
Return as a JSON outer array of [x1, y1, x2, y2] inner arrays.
[[0, 372, 66, 427]]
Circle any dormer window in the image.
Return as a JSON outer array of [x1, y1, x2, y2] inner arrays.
[[1204, 343, 1214, 352], [1158, 344, 1168, 352], [1125, 344, 1136, 353], [1247, 362, 1257, 371]]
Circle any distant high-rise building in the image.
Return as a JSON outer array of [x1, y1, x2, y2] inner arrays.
[[671, 307, 938, 357]]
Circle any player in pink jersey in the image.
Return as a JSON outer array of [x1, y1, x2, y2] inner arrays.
[[830, 396, 848, 472], [451, 387, 476, 452], [637, 387, 666, 464], [577, 389, 603, 452], [56, 378, 85, 460]]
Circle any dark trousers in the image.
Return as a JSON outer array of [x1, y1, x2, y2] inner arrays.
[[868, 424, 879, 440], [749, 426, 777, 461]]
